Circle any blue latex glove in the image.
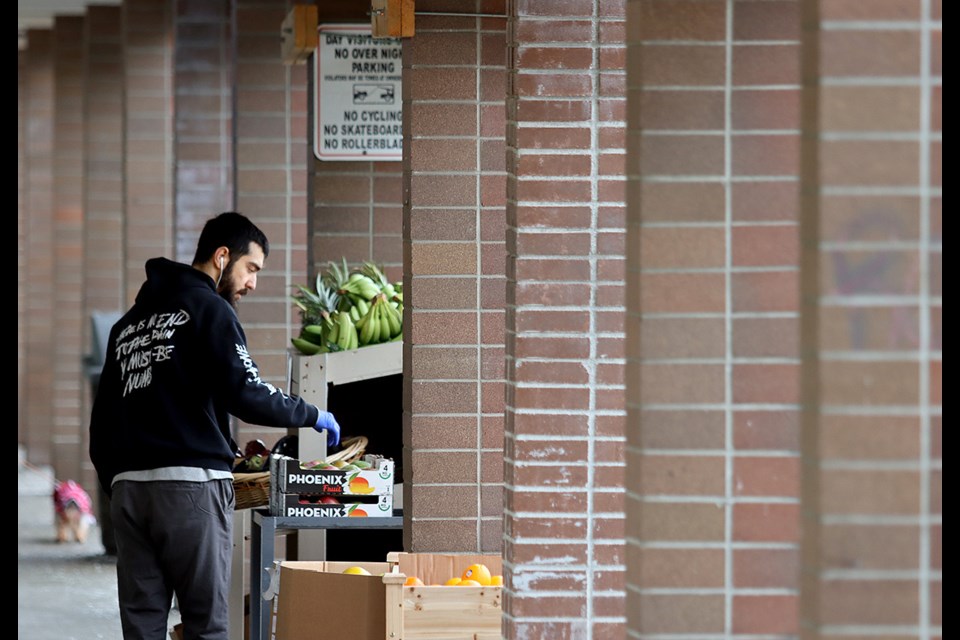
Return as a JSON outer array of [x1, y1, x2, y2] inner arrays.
[[314, 410, 341, 448]]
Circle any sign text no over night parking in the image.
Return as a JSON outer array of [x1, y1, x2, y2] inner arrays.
[[315, 25, 402, 161]]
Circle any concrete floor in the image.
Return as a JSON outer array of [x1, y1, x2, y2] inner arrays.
[[18, 453, 180, 639]]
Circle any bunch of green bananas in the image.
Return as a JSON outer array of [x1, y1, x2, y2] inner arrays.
[[290, 260, 403, 355]]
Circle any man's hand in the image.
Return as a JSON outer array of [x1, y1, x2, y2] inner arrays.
[[314, 411, 341, 448]]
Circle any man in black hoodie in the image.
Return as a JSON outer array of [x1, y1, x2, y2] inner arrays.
[[90, 212, 340, 639]]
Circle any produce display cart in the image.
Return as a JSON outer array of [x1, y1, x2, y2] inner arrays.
[[230, 341, 403, 639]]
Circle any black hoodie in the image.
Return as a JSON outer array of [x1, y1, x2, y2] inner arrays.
[[89, 258, 320, 493]]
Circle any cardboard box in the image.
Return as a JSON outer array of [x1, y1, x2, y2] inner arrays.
[[272, 455, 395, 495], [271, 554, 502, 640], [270, 492, 392, 518]]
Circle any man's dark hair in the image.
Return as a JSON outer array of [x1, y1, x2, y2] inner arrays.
[[192, 212, 269, 265]]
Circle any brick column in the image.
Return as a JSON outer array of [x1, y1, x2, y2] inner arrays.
[[124, 0, 175, 305], [82, 6, 124, 489], [625, 0, 802, 636], [798, 0, 941, 635], [173, 0, 235, 260], [23, 30, 56, 465], [234, 0, 309, 444], [52, 15, 87, 483], [18, 49, 28, 446], [402, 5, 508, 552], [504, 1, 628, 637]]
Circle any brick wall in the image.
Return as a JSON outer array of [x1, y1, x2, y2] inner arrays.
[[798, 0, 942, 634], [82, 6, 125, 490], [53, 15, 87, 484], [18, 50, 27, 445], [625, 0, 802, 636], [173, 0, 235, 261], [504, 1, 628, 637], [402, 3, 508, 553], [124, 0, 175, 305], [234, 0, 310, 445], [24, 30, 56, 466]]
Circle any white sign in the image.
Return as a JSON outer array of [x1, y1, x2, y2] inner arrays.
[[314, 24, 402, 161]]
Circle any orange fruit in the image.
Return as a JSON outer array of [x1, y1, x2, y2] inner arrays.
[[444, 577, 462, 586], [342, 566, 371, 575], [490, 575, 503, 586], [461, 563, 492, 586], [404, 576, 424, 586], [458, 579, 482, 586]]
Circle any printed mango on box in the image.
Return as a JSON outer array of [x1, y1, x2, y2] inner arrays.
[[275, 456, 394, 495]]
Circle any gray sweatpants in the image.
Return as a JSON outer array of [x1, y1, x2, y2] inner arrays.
[[111, 479, 235, 640]]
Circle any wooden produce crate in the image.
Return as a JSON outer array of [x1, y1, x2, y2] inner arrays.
[[271, 553, 502, 640]]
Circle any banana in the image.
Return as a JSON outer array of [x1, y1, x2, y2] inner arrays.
[[355, 298, 370, 316], [327, 315, 340, 346], [350, 305, 361, 322], [378, 300, 391, 343], [337, 312, 355, 351], [383, 299, 402, 338], [359, 304, 377, 345]]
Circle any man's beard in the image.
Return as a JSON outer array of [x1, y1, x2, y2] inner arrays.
[[217, 259, 244, 309]]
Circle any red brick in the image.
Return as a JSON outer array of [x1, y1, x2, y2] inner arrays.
[[638, 0, 727, 40], [734, 1, 800, 41], [732, 271, 798, 312], [641, 227, 725, 268], [516, 99, 591, 122], [820, 0, 920, 20], [640, 90, 725, 130], [517, 153, 591, 177], [735, 456, 800, 497], [410, 103, 478, 136], [407, 30, 478, 66], [733, 363, 800, 404], [821, 30, 922, 77], [515, 231, 591, 256], [638, 595, 725, 633], [821, 140, 919, 187], [640, 455, 725, 495], [733, 595, 798, 634], [820, 580, 919, 626], [640, 134, 725, 176], [732, 44, 799, 85], [409, 67, 477, 100], [640, 318, 725, 358], [518, 47, 594, 69], [637, 181, 725, 222], [641, 363, 725, 404], [515, 19, 593, 42], [734, 503, 799, 542], [516, 72, 592, 98], [734, 548, 799, 588], [733, 134, 800, 176], [822, 469, 920, 515], [733, 316, 799, 358], [515, 126, 591, 150], [732, 180, 799, 221], [637, 45, 725, 86], [640, 503, 725, 541], [640, 273, 726, 313]]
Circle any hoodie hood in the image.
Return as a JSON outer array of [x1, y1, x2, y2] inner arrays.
[[137, 258, 216, 305]]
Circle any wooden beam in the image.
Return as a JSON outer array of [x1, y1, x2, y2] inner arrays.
[[371, 0, 415, 38], [280, 4, 318, 65]]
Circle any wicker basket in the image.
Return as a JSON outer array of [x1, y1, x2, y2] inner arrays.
[[233, 472, 270, 510], [323, 435, 368, 465]]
